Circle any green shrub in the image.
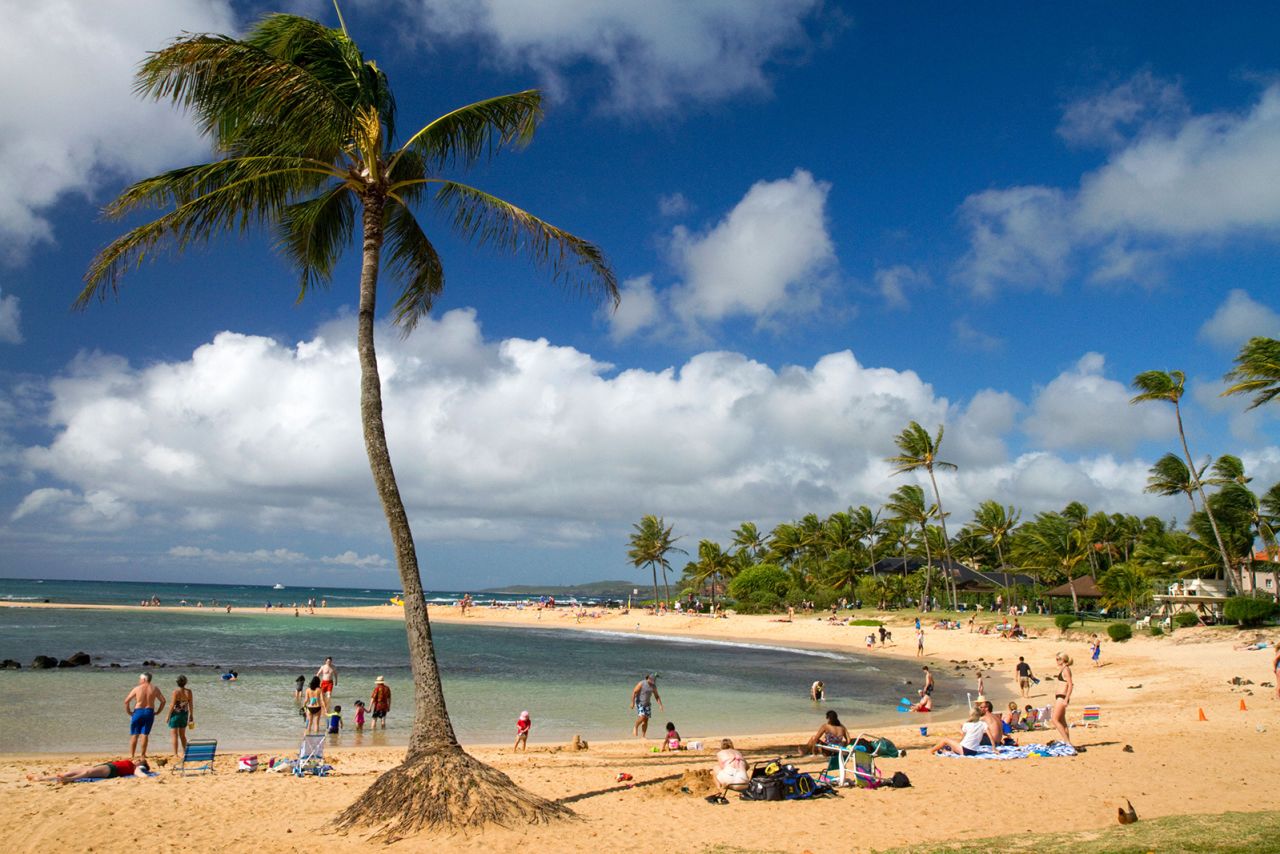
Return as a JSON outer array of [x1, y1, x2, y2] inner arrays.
[[1149, 625, 1164, 636], [1173, 612, 1199, 628], [728, 564, 789, 601], [1054, 613, 1076, 631], [1223, 595, 1279, 628], [1106, 622, 1133, 642]]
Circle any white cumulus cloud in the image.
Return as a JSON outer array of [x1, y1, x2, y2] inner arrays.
[[400, 0, 825, 113], [0, 0, 236, 260], [0, 294, 20, 344], [1022, 352, 1171, 451], [1198, 289, 1280, 349]]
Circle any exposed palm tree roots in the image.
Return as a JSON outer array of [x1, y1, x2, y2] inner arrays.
[[336, 750, 574, 841]]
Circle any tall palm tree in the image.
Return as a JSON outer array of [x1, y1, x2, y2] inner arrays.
[[970, 500, 1021, 587], [1130, 371, 1239, 593], [686, 540, 732, 606], [731, 522, 766, 561], [886, 484, 935, 606], [1010, 512, 1091, 612], [887, 422, 959, 609], [1222, 336, 1280, 409], [849, 505, 885, 578], [1144, 452, 1203, 517], [77, 13, 616, 836], [628, 515, 685, 607]]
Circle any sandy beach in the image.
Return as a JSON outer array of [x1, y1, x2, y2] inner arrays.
[[3, 602, 1279, 852]]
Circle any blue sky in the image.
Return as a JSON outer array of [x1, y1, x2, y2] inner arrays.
[[2, 0, 1279, 590]]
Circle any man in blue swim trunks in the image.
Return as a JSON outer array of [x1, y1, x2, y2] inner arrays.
[[630, 674, 663, 738], [124, 672, 166, 762]]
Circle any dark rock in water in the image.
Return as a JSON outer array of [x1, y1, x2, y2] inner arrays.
[[67, 652, 91, 667], [1, 659, 20, 669], [143, 660, 158, 667], [31, 655, 58, 669], [110, 663, 121, 668], [57, 659, 75, 668]]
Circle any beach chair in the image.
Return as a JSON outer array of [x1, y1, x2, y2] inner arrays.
[[818, 734, 900, 787], [1034, 705, 1052, 728], [172, 738, 218, 775], [1077, 705, 1101, 728], [294, 734, 329, 777]]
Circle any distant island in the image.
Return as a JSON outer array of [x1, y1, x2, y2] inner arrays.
[[480, 580, 639, 598]]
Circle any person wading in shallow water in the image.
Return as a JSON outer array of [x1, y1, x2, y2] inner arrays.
[[631, 674, 663, 738]]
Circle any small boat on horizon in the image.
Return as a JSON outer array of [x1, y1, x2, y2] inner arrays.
[[272, 583, 286, 590]]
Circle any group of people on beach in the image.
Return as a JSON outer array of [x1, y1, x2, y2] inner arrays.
[[296, 657, 392, 736]]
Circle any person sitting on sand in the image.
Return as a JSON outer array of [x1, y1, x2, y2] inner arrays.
[[662, 721, 683, 751], [805, 710, 850, 754], [28, 759, 152, 784], [929, 710, 986, 756], [915, 694, 933, 712], [1003, 702, 1021, 733], [712, 739, 749, 800], [976, 697, 1016, 746]]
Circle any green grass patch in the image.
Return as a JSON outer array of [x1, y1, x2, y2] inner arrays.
[[870, 810, 1280, 854]]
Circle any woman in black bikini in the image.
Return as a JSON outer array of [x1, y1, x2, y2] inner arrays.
[[1050, 652, 1074, 745], [303, 675, 327, 734]]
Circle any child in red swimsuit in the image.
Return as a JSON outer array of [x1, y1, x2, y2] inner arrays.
[[514, 711, 531, 751]]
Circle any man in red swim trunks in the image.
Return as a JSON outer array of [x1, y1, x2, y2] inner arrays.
[[316, 657, 337, 700]]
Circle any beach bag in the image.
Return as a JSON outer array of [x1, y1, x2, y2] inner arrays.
[[743, 775, 786, 801], [855, 735, 902, 758], [889, 771, 911, 788], [237, 755, 258, 772], [781, 770, 829, 800]]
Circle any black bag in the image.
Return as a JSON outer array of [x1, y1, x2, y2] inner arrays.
[[889, 770, 911, 788], [743, 776, 785, 801]]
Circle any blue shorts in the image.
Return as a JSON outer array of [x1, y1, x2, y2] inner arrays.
[[130, 707, 155, 735], [636, 703, 652, 718]]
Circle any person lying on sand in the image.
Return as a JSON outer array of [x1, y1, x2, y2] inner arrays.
[[28, 759, 152, 784]]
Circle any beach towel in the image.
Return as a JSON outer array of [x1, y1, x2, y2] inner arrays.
[[76, 770, 159, 782], [937, 742, 1077, 760]]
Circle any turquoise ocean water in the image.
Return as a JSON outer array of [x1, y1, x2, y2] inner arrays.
[[0, 579, 943, 753]]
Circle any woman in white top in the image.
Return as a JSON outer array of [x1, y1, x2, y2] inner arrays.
[[929, 709, 987, 756]]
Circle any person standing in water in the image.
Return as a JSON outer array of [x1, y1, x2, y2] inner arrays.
[[316, 657, 337, 700], [631, 674, 663, 738]]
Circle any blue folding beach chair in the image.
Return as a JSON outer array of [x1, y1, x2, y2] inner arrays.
[[172, 738, 218, 775], [294, 734, 330, 777]]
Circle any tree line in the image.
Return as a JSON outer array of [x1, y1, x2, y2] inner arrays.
[[629, 340, 1280, 617]]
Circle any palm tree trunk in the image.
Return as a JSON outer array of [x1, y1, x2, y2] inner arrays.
[[661, 564, 672, 607], [927, 468, 959, 611], [650, 562, 660, 610], [338, 195, 569, 838], [920, 523, 933, 610], [1174, 404, 1240, 593]]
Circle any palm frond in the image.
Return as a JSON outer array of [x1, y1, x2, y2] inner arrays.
[[432, 180, 618, 306], [81, 163, 321, 304], [383, 203, 444, 331], [138, 33, 358, 160], [1129, 370, 1184, 404], [276, 183, 357, 300], [392, 90, 542, 175], [1222, 337, 1280, 410]]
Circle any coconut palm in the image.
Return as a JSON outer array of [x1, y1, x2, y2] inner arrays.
[[970, 500, 1021, 585], [1144, 452, 1204, 517], [849, 505, 885, 578], [887, 422, 959, 609], [886, 484, 936, 606], [628, 515, 685, 608], [77, 13, 616, 836], [1130, 371, 1239, 593], [731, 522, 767, 561], [685, 540, 732, 606], [1010, 512, 1091, 612], [1097, 562, 1153, 616], [1222, 336, 1280, 409]]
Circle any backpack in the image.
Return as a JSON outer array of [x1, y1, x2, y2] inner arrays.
[[889, 771, 911, 788], [740, 760, 834, 801]]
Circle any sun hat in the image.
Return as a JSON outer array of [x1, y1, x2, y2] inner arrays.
[[519, 710, 530, 720], [975, 694, 989, 704], [375, 676, 385, 683]]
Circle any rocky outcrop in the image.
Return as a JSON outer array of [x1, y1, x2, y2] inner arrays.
[[0, 659, 19, 669], [66, 651, 91, 667], [31, 655, 58, 669]]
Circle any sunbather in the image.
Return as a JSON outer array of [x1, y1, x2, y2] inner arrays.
[[805, 710, 850, 754], [27, 759, 151, 784], [712, 739, 749, 800]]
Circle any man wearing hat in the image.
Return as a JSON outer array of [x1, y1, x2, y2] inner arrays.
[[370, 676, 391, 729]]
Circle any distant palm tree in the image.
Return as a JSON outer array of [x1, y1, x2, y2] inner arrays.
[[1130, 371, 1239, 593], [971, 500, 1021, 586], [628, 515, 685, 607], [886, 484, 935, 606], [1144, 452, 1204, 517], [887, 422, 959, 609], [1222, 337, 1280, 409], [731, 522, 766, 561], [76, 11, 615, 836], [686, 540, 732, 606], [1011, 512, 1091, 612], [849, 505, 885, 578]]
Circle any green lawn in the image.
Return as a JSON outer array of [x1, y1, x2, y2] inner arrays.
[[700, 810, 1280, 854]]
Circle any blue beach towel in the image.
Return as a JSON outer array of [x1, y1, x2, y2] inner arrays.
[[938, 743, 1077, 760], [76, 769, 160, 782]]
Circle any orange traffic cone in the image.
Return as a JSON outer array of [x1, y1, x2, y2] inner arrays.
[[1198, 708, 1208, 721], [1240, 699, 1248, 711]]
